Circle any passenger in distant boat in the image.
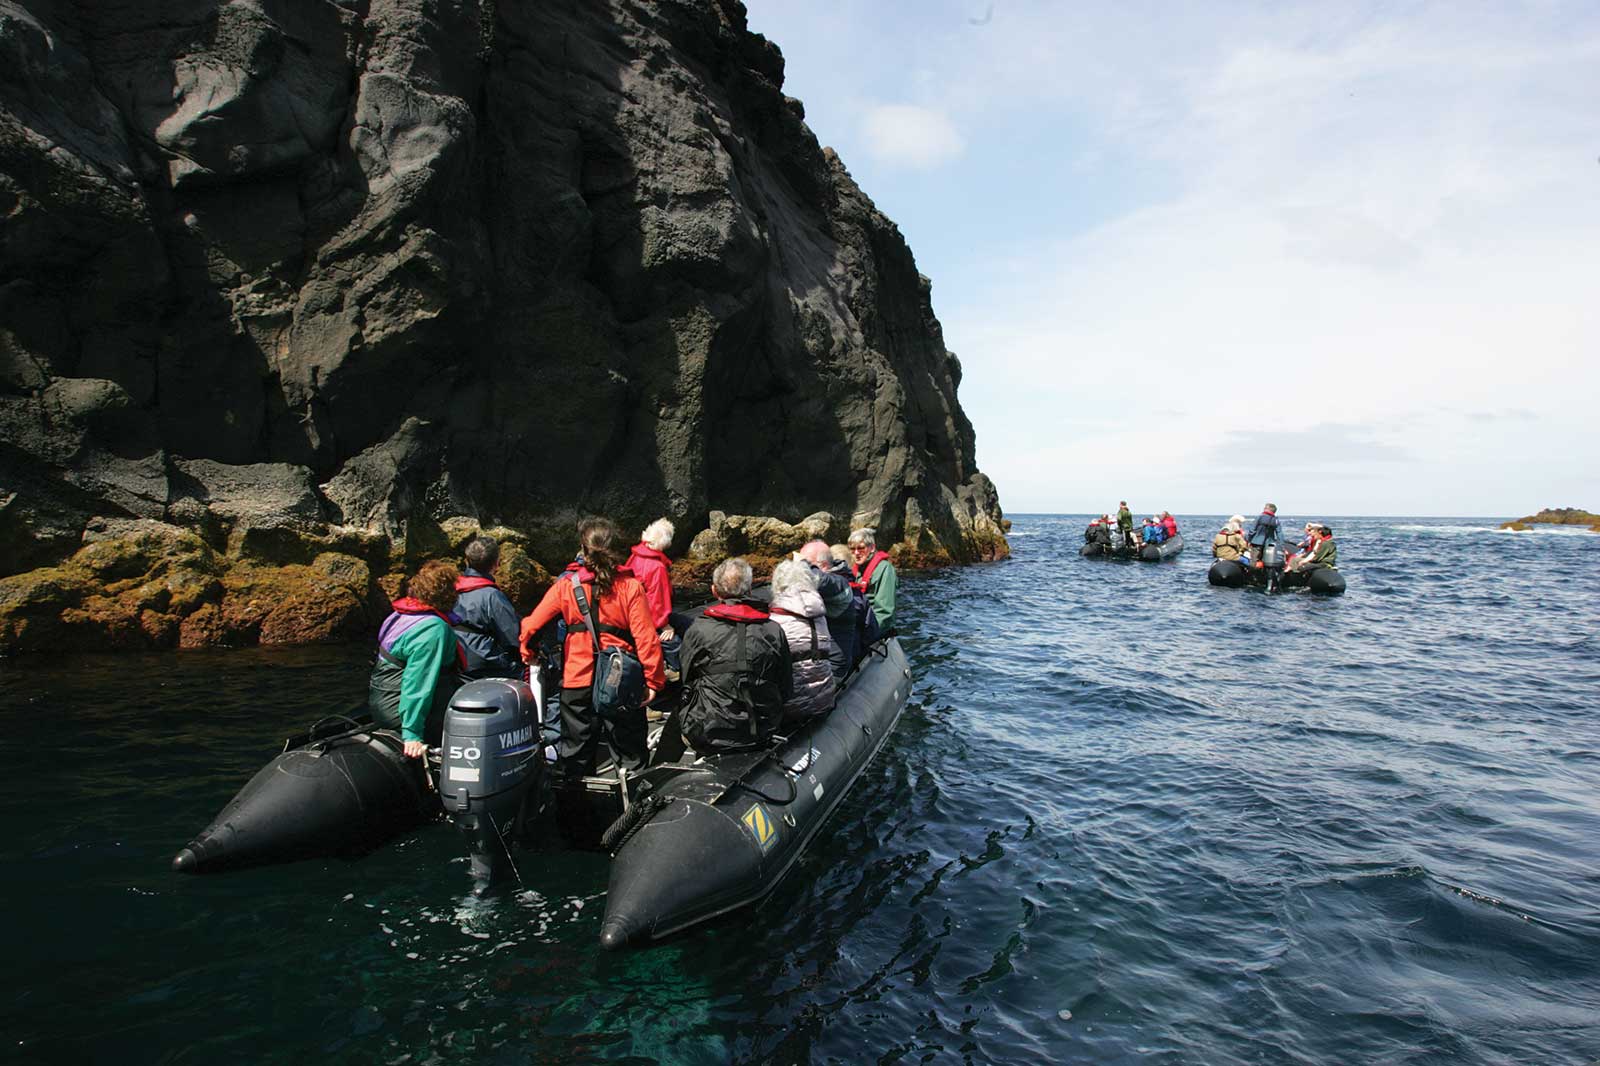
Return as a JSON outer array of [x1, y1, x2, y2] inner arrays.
[[370, 561, 466, 759], [1117, 502, 1134, 543], [847, 528, 898, 633], [1306, 526, 1338, 571], [768, 559, 841, 726], [668, 557, 792, 756], [1142, 517, 1166, 546], [1160, 511, 1179, 539], [518, 519, 665, 779], [800, 540, 864, 676], [1289, 526, 1338, 573], [1212, 516, 1249, 561], [1246, 503, 1285, 565], [452, 536, 523, 679]]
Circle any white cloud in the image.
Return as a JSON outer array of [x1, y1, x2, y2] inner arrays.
[[859, 104, 965, 169], [744, 1, 1600, 513]]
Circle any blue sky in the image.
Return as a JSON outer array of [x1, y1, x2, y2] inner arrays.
[[743, 1, 1600, 516]]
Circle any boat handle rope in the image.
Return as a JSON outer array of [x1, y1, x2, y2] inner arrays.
[[730, 754, 799, 806]]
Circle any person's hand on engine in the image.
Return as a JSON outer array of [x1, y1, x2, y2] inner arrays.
[[403, 739, 427, 759]]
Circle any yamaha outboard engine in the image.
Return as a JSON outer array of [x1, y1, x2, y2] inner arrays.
[[1262, 541, 1284, 593], [439, 676, 543, 893]]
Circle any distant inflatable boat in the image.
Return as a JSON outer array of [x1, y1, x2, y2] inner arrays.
[[1207, 558, 1346, 596], [1139, 534, 1184, 561]]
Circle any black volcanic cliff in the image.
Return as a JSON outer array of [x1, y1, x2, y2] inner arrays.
[[0, 0, 1006, 651]]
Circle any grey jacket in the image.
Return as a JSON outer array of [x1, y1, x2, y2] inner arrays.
[[769, 587, 840, 722]]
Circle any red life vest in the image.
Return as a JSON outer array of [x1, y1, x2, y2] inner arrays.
[[850, 550, 889, 593], [703, 602, 770, 623], [454, 576, 497, 593]]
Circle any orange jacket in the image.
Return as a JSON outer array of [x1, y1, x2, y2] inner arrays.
[[519, 570, 666, 691]]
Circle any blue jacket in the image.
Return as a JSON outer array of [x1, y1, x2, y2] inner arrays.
[[452, 568, 523, 679], [809, 560, 860, 678], [1143, 524, 1166, 545], [1247, 512, 1283, 548]]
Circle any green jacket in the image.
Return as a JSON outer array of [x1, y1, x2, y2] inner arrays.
[[369, 616, 461, 741], [864, 559, 898, 632], [1309, 538, 1338, 568], [1117, 507, 1133, 531]]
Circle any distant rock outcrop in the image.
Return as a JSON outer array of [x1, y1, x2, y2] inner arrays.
[[1500, 508, 1600, 533], [0, 0, 1005, 652]]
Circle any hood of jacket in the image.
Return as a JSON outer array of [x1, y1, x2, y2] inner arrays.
[[771, 587, 825, 619]]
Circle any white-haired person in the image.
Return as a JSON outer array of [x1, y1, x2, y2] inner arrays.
[[626, 518, 676, 638], [768, 559, 842, 725], [798, 540, 865, 675], [1212, 515, 1248, 561], [846, 528, 897, 633]]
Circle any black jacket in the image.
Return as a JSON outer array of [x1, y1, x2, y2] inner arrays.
[[679, 602, 793, 753]]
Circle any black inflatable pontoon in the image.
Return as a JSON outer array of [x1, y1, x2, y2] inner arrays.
[[1207, 555, 1346, 596], [1279, 566, 1347, 595], [1138, 533, 1184, 561], [1081, 529, 1137, 559], [172, 717, 434, 873], [597, 638, 910, 949]]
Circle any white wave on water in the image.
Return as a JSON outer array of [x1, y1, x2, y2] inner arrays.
[[1392, 523, 1596, 537]]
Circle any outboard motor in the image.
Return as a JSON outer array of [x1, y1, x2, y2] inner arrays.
[[1262, 542, 1284, 593], [439, 676, 543, 893]]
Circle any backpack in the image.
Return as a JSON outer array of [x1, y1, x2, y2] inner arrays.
[[571, 581, 645, 720]]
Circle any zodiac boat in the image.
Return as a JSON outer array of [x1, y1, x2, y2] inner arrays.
[[1207, 555, 1346, 596], [173, 636, 911, 950]]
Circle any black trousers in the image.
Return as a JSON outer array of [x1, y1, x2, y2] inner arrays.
[[553, 685, 647, 783]]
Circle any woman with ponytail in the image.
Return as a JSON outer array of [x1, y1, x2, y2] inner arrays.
[[519, 518, 665, 780]]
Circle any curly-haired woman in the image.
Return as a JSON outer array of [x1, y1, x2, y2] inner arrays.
[[369, 560, 467, 758]]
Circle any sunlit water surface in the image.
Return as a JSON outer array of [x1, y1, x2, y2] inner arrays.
[[4, 515, 1598, 1065]]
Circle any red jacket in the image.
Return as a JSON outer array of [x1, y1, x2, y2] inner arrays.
[[1160, 515, 1178, 537], [625, 543, 673, 629], [518, 568, 666, 691]]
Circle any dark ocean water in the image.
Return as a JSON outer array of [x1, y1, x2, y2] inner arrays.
[[4, 515, 1599, 1065]]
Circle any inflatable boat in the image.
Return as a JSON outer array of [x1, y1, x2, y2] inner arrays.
[[1080, 529, 1138, 559], [1207, 555, 1346, 596], [1138, 533, 1184, 561], [174, 635, 910, 950]]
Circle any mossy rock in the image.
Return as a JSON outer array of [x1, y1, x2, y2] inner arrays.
[[495, 543, 551, 613], [219, 562, 380, 647], [0, 566, 95, 652], [1501, 508, 1600, 530]]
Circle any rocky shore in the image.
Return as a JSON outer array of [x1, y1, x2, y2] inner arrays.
[[0, 0, 1008, 654], [1499, 508, 1600, 533], [0, 504, 1003, 654]]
